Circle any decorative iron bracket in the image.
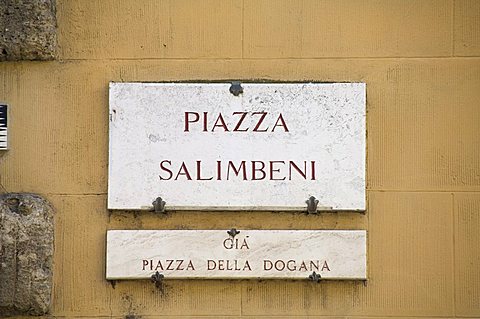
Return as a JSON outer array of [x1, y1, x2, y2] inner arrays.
[[229, 81, 243, 96], [308, 271, 321, 282], [227, 228, 240, 238], [108, 280, 117, 289], [152, 197, 166, 213], [151, 271, 164, 289], [306, 196, 319, 214]]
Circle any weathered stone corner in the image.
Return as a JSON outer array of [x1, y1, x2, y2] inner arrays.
[[0, 193, 54, 316], [0, 0, 57, 61]]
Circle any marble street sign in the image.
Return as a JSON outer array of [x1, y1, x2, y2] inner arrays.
[[106, 230, 367, 280], [108, 83, 366, 211]]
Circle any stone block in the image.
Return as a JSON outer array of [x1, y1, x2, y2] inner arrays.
[[0, 0, 57, 61], [0, 193, 54, 316]]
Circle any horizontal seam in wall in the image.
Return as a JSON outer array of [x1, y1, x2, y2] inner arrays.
[[54, 56, 480, 62]]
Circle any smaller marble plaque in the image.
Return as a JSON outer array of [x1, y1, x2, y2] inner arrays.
[[106, 230, 367, 280]]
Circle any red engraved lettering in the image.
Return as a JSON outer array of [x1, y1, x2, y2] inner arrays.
[[175, 162, 192, 180], [202, 112, 208, 132], [269, 161, 286, 180], [252, 161, 266, 180], [159, 160, 173, 180], [288, 161, 307, 180], [252, 112, 268, 132], [271, 113, 289, 132], [227, 161, 247, 180], [184, 112, 199, 132], [311, 161, 316, 180], [216, 160, 222, 180], [196, 160, 213, 180], [232, 112, 249, 132], [212, 114, 229, 132]]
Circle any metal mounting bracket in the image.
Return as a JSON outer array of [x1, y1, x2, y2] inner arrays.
[[108, 280, 117, 289], [308, 271, 321, 282], [152, 197, 166, 213], [306, 196, 319, 214], [151, 271, 164, 289], [227, 228, 240, 238], [229, 81, 243, 96]]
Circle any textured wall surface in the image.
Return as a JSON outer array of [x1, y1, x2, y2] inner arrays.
[[0, 193, 54, 316], [0, 0, 479, 318], [0, 0, 57, 61]]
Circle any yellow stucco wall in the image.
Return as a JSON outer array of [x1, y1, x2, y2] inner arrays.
[[1, 0, 480, 317]]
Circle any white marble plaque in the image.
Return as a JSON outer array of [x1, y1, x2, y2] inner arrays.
[[106, 230, 367, 280], [108, 83, 366, 211]]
